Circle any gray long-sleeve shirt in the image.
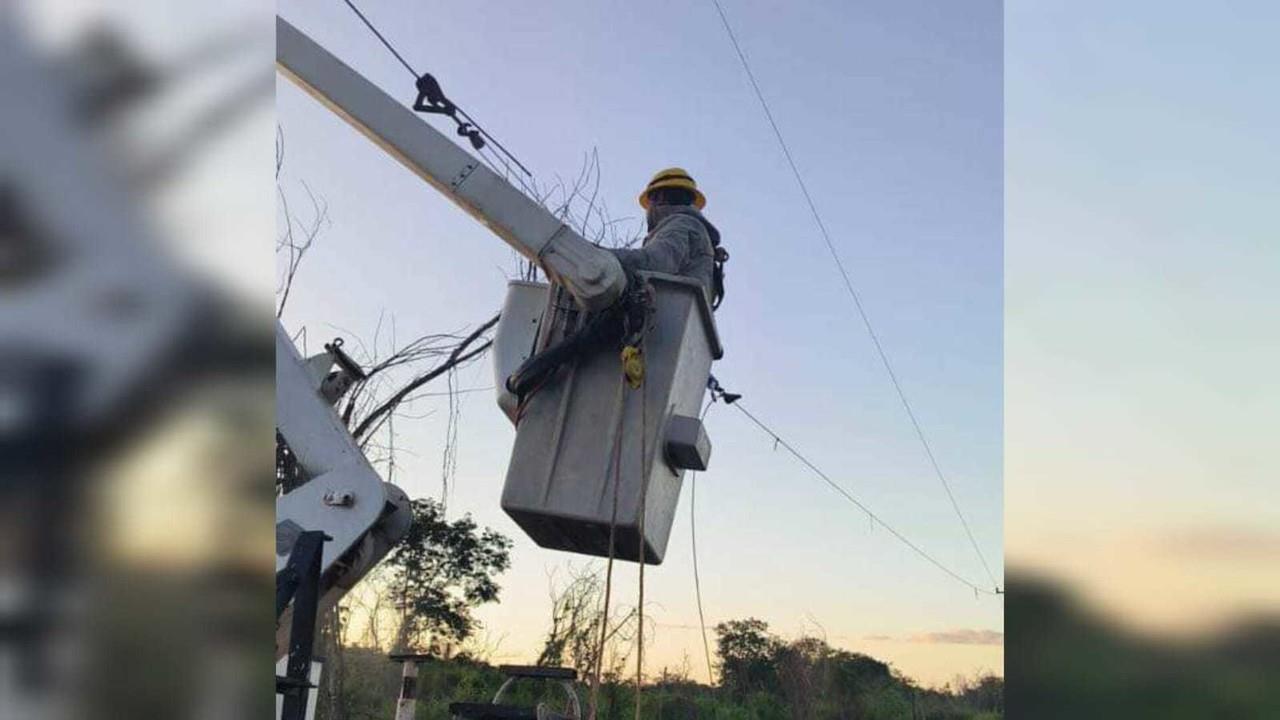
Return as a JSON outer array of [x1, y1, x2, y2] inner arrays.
[[609, 205, 720, 302]]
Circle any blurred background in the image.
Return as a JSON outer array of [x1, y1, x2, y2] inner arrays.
[[2, 1, 1276, 718], [1005, 1, 1279, 717], [1, 1, 272, 719]]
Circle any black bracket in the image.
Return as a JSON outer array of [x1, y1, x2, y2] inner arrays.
[[323, 337, 367, 382], [707, 374, 741, 404], [413, 73, 485, 150], [275, 530, 330, 720], [412, 73, 456, 115]]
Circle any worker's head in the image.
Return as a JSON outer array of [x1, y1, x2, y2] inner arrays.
[[639, 167, 706, 212]]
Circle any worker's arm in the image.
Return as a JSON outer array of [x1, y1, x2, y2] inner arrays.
[[611, 214, 704, 277]]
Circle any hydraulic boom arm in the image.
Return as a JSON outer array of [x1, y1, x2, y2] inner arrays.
[[275, 16, 627, 312]]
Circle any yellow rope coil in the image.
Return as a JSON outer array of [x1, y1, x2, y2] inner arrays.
[[621, 345, 645, 389]]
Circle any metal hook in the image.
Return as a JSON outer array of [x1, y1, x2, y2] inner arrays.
[[456, 123, 485, 149]]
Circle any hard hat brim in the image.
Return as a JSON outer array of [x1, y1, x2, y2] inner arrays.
[[639, 182, 706, 210]]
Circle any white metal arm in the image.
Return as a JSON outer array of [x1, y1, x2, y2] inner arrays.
[[275, 16, 627, 312]]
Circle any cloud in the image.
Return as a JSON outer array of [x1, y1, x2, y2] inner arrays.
[[863, 634, 893, 642], [907, 629, 1004, 646], [1158, 526, 1280, 561]]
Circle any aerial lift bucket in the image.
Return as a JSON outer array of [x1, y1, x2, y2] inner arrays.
[[494, 272, 722, 564]]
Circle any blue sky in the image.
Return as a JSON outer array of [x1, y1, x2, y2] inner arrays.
[[277, 0, 1003, 684], [1005, 2, 1279, 633]]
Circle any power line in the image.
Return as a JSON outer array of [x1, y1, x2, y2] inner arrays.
[[709, 0, 999, 591], [456, 108, 534, 179], [340, 0, 418, 77], [338, 0, 533, 177], [725, 395, 998, 597]]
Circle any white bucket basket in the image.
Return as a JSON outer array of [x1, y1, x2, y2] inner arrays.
[[496, 273, 722, 564], [492, 280, 551, 423]]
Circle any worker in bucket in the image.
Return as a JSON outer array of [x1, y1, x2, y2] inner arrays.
[[612, 167, 726, 310], [506, 168, 726, 399]]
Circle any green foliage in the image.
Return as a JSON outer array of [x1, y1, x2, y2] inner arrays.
[[714, 618, 783, 696], [537, 566, 611, 675], [384, 498, 513, 649], [707, 617, 1001, 719], [859, 683, 914, 720], [324, 618, 1003, 719]]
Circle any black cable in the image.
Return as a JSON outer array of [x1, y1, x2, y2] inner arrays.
[[710, 0, 999, 591], [339, 0, 534, 178], [728, 398, 999, 597], [478, 143, 540, 200], [339, 0, 418, 78], [458, 108, 533, 178]]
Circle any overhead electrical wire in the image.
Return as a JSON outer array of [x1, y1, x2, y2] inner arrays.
[[338, 0, 533, 178], [339, 0, 417, 77], [709, 0, 1000, 591], [723, 396, 1000, 597]]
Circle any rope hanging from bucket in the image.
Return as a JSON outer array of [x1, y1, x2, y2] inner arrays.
[[586, 284, 653, 720], [587, 375, 627, 719], [634, 367, 649, 720]]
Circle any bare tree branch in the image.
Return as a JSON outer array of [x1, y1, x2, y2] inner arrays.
[[276, 131, 329, 318], [351, 313, 499, 441]]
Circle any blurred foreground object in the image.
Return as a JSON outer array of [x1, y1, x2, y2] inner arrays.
[[2, 6, 272, 720], [274, 324, 412, 720], [1007, 570, 1280, 718]]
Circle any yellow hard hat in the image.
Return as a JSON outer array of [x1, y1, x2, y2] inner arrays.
[[639, 167, 706, 210]]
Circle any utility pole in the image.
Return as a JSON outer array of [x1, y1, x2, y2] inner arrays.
[[388, 653, 433, 720]]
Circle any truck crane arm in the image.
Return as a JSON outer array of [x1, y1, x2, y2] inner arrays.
[[275, 322, 412, 660], [275, 16, 627, 313]]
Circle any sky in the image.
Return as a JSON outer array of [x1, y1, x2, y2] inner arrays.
[[1005, 1, 1279, 635], [276, 0, 1004, 687], [14, 0, 1274, 701]]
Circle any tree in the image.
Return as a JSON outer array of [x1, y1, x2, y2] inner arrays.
[[538, 565, 604, 673], [537, 565, 639, 678], [714, 618, 782, 697], [960, 674, 1003, 715], [384, 498, 513, 653], [276, 125, 329, 320]]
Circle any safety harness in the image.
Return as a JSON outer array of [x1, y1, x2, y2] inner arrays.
[[711, 240, 729, 311], [506, 281, 653, 415], [507, 217, 726, 410]]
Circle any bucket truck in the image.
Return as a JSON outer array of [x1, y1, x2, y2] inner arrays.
[[275, 16, 721, 719]]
